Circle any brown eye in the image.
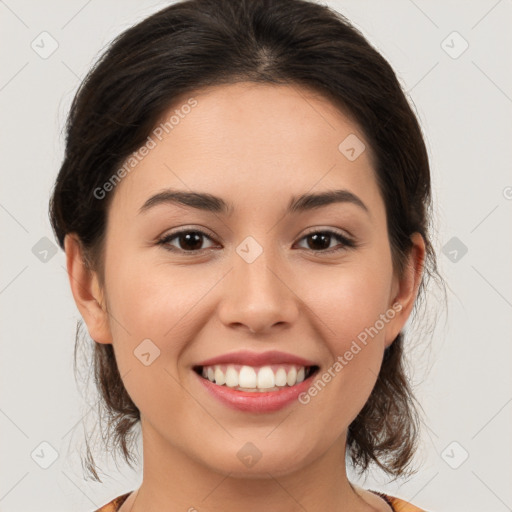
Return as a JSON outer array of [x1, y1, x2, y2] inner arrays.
[[295, 230, 356, 253], [158, 229, 216, 253]]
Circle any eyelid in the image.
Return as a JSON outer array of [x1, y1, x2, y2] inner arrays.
[[301, 226, 353, 240], [158, 225, 217, 241], [158, 225, 353, 242]]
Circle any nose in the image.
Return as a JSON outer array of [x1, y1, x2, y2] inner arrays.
[[217, 247, 299, 335]]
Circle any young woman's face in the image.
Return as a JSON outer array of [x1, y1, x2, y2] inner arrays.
[[73, 82, 422, 478]]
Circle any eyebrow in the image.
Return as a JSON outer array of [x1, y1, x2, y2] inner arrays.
[[139, 188, 370, 217]]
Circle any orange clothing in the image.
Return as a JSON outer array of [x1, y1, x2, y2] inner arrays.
[[95, 490, 427, 511]]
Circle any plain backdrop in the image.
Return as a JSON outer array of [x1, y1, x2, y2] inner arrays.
[[0, 1, 511, 511]]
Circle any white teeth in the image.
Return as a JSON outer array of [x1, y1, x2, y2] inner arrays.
[[286, 367, 297, 386], [239, 366, 257, 388], [257, 366, 275, 389], [199, 363, 313, 390], [275, 367, 287, 387], [225, 366, 239, 387], [214, 367, 225, 385]]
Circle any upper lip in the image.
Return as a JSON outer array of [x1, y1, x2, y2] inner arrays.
[[194, 350, 318, 368]]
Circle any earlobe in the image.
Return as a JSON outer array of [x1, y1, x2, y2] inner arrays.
[[384, 232, 426, 348], [64, 234, 112, 344]]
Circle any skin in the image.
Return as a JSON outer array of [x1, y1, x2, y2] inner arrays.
[[66, 82, 425, 512]]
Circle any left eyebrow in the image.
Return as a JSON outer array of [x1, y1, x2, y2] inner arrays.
[[138, 188, 370, 217], [287, 189, 370, 216]]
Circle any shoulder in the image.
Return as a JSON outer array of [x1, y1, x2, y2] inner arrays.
[[94, 491, 132, 512], [370, 490, 429, 512]]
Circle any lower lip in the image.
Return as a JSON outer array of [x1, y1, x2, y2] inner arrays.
[[194, 370, 316, 413]]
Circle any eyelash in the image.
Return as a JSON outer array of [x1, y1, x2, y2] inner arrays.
[[156, 227, 358, 255]]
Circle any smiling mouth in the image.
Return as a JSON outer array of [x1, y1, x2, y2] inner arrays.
[[193, 364, 320, 392]]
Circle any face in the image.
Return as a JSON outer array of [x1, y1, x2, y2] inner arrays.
[[68, 82, 423, 479]]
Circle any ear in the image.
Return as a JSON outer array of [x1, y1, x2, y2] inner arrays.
[[384, 232, 426, 348], [64, 234, 112, 344]]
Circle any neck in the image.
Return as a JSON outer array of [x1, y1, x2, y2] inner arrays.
[[124, 419, 377, 512]]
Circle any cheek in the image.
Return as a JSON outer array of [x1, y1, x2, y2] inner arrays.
[[105, 265, 200, 423], [308, 257, 393, 346], [300, 256, 393, 407], [106, 257, 200, 337], [106, 259, 222, 381], [300, 277, 389, 430]]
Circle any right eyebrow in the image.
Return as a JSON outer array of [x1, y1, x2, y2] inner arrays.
[[139, 189, 233, 215]]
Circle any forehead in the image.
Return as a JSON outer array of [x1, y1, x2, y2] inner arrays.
[[109, 82, 383, 221]]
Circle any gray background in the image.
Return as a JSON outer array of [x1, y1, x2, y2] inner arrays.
[[0, 1, 511, 511]]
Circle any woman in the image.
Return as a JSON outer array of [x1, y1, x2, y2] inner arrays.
[[49, 0, 444, 510]]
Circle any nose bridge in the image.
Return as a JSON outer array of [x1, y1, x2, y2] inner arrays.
[[218, 236, 298, 333], [236, 240, 280, 298]]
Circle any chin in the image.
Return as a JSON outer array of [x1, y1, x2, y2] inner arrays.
[[196, 440, 314, 479]]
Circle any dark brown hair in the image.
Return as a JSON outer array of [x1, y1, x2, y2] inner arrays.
[[49, 0, 446, 482]]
